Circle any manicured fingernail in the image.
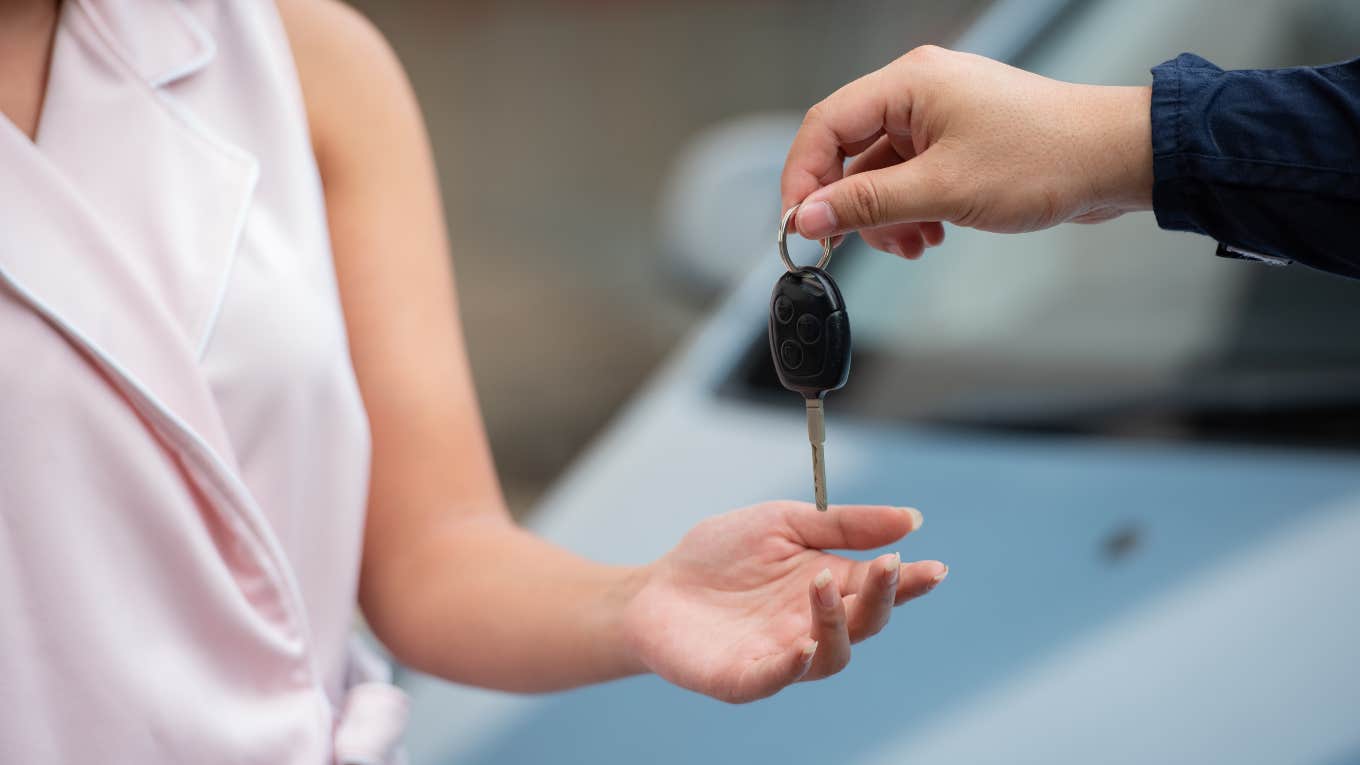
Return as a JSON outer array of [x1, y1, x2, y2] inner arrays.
[[798, 201, 837, 239], [930, 565, 949, 589], [801, 641, 819, 662], [905, 508, 924, 531], [814, 568, 835, 607]]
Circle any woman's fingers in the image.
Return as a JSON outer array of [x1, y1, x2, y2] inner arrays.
[[846, 553, 901, 642], [782, 502, 924, 551], [732, 639, 817, 703], [843, 557, 949, 641], [805, 568, 852, 679], [895, 560, 949, 605], [793, 559, 948, 687]]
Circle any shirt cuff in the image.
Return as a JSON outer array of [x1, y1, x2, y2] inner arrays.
[[1148, 54, 1295, 269], [1149, 53, 1218, 235]]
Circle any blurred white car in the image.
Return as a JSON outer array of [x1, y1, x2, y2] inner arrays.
[[403, 0, 1360, 762]]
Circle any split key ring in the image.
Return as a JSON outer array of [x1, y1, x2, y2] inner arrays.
[[777, 203, 834, 273]]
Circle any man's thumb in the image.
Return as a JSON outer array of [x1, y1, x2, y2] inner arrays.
[[795, 155, 953, 239]]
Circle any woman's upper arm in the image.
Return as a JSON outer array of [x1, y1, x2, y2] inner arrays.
[[276, 0, 509, 613]]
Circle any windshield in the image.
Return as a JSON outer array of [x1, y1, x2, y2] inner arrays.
[[728, 0, 1360, 449]]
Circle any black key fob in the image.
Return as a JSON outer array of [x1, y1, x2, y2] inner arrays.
[[768, 266, 851, 400]]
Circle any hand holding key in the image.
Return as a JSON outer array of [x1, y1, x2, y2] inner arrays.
[[780, 46, 1153, 256]]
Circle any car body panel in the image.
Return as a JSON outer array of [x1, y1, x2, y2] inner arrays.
[[403, 258, 1360, 764]]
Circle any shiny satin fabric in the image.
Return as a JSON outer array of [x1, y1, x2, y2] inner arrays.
[[0, 1, 406, 761]]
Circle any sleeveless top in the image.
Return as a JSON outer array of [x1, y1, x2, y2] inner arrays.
[[0, 0, 406, 761]]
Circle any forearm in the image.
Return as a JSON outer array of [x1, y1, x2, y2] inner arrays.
[[361, 513, 650, 692]]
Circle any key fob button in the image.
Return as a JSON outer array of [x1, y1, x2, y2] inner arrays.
[[796, 314, 821, 344], [768, 266, 850, 398]]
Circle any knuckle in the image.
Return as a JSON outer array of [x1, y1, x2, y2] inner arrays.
[[844, 177, 885, 226], [833, 510, 852, 547], [801, 101, 827, 128], [819, 606, 845, 628], [902, 44, 944, 65]]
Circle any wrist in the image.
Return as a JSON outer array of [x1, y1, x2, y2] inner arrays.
[[1090, 85, 1154, 211], [597, 561, 655, 679]]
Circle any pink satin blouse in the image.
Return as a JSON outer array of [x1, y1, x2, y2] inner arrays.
[[0, 0, 406, 761]]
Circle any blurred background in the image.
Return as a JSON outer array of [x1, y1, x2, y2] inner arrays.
[[345, 0, 1360, 763], [348, 0, 990, 513]]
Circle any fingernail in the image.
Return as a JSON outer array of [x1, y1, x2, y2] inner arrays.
[[886, 243, 903, 258], [801, 641, 819, 663], [814, 568, 835, 607], [929, 565, 949, 589], [798, 201, 837, 239], [883, 553, 900, 586], [905, 507, 924, 531]]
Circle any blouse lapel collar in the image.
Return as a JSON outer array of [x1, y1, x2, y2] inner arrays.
[[0, 0, 255, 468], [0, 116, 241, 471], [75, 0, 215, 87]]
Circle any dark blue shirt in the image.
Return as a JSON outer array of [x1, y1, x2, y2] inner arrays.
[[1151, 53, 1360, 279]]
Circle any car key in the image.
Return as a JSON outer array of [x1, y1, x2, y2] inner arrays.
[[770, 205, 851, 511]]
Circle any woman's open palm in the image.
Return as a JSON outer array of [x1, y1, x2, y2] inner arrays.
[[623, 502, 947, 703]]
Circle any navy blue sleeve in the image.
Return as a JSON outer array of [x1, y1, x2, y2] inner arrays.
[[1150, 53, 1360, 279]]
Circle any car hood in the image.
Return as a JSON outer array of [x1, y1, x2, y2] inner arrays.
[[404, 261, 1360, 764]]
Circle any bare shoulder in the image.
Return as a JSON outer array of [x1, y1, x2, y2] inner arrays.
[[273, 0, 423, 178]]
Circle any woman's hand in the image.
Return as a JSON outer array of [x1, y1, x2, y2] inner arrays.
[[781, 45, 1153, 258], [299, 0, 945, 699], [623, 502, 946, 704]]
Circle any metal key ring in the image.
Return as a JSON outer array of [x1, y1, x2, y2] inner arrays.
[[778, 204, 833, 273]]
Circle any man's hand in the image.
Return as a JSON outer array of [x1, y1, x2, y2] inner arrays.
[[781, 45, 1153, 258], [623, 502, 946, 704]]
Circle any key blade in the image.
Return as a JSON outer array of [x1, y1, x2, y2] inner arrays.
[[810, 441, 828, 511], [805, 398, 828, 511]]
